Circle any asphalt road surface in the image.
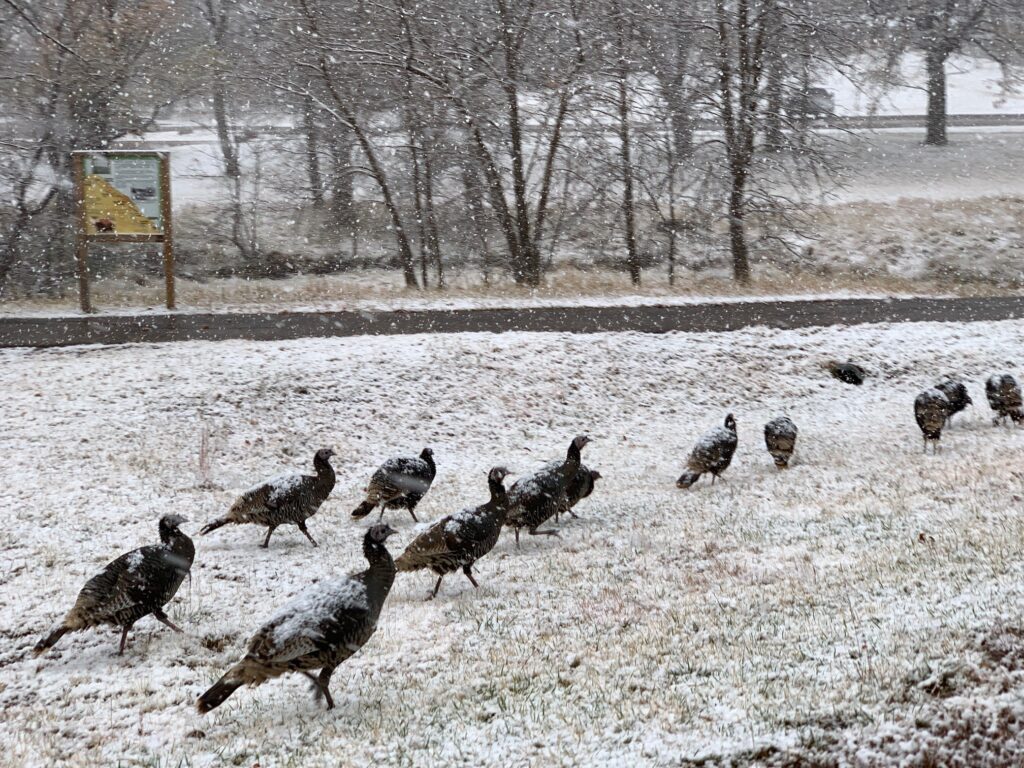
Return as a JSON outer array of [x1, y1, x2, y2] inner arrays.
[[123, 114, 1024, 147], [2, 296, 1024, 349]]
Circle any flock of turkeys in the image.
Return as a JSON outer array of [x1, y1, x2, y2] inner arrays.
[[30, 360, 1024, 714]]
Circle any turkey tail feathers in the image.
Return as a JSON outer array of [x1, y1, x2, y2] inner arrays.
[[676, 471, 701, 489], [200, 518, 230, 536], [351, 500, 376, 519], [197, 671, 245, 713]]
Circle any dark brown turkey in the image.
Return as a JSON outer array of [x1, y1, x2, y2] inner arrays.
[[935, 379, 972, 425], [351, 447, 436, 522], [34, 514, 194, 657], [395, 466, 510, 599], [764, 416, 798, 469], [827, 361, 866, 385], [986, 374, 1024, 425], [915, 388, 950, 453], [505, 435, 591, 547], [554, 465, 602, 522], [677, 414, 738, 488], [200, 448, 336, 548], [197, 523, 398, 713]]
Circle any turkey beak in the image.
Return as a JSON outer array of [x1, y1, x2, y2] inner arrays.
[[384, 524, 398, 538]]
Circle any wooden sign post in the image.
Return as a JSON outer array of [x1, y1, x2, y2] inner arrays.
[[72, 150, 175, 313]]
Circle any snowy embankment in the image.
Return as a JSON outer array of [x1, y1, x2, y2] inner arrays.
[[3, 321, 1024, 765]]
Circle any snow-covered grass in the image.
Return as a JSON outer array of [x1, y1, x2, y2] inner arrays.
[[827, 131, 1024, 203], [0, 274, 952, 318], [4, 321, 1024, 766], [786, 196, 1024, 285]]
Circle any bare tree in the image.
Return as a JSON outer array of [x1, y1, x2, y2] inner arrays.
[[637, 0, 708, 161], [255, 0, 421, 288], [363, 0, 587, 286], [606, 0, 642, 285], [866, 0, 1024, 145], [0, 0, 189, 292], [711, 0, 772, 283]]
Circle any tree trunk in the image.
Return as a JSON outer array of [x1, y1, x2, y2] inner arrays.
[[328, 133, 354, 228], [409, 137, 429, 288], [211, 80, 254, 266], [663, 87, 695, 160], [925, 48, 948, 146], [460, 160, 493, 282], [0, 149, 57, 293], [0, 210, 32, 292], [616, 56, 640, 286], [666, 131, 678, 287], [329, 95, 418, 288], [421, 150, 444, 289], [303, 94, 325, 208], [499, 7, 539, 287], [794, 38, 812, 154], [764, 54, 784, 152], [212, 83, 240, 180], [507, 85, 539, 286], [728, 182, 750, 284]]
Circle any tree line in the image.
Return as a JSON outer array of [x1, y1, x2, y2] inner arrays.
[[0, 0, 1021, 294]]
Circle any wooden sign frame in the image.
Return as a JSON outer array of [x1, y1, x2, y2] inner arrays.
[[72, 150, 175, 313]]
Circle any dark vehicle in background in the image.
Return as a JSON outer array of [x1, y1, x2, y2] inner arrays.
[[787, 86, 835, 119]]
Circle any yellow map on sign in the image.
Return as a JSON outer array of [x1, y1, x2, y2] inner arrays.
[[84, 175, 159, 235]]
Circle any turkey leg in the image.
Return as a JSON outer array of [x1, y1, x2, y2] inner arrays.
[[297, 521, 319, 547], [153, 610, 183, 633]]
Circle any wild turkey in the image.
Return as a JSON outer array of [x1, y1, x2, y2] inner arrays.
[[827, 361, 866, 386], [34, 515, 194, 657], [676, 414, 738, 488], [554, 465, 602, 522], [505, 435, 591, 547], [764, 416, 798, 469], [351, 447, 435, 522], [395, 466, 510, 599], [915, 388, 950, 452], [935, 379, 972, 425], [200, 448, 336, 548], [197, 523, 398, 713], [986, 374, 1024, 425]]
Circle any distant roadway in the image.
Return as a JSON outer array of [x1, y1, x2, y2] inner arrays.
[[110, 114, 1024, 148], [3, 296, 1024, 349]]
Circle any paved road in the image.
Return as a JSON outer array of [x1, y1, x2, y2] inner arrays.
[[115, 114, 1024, 149], [2, 296, 1024, 349]]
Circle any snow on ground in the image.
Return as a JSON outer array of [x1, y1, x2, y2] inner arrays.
[[3, 321, 1024, 766], [823, 54, 1024, 118], [827, 131, 1024, 203]]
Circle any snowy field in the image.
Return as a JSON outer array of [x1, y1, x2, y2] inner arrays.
[[4, 321, 1024, 766], [823, 54, 1024, 118], [151, 121, 1024, 213]]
